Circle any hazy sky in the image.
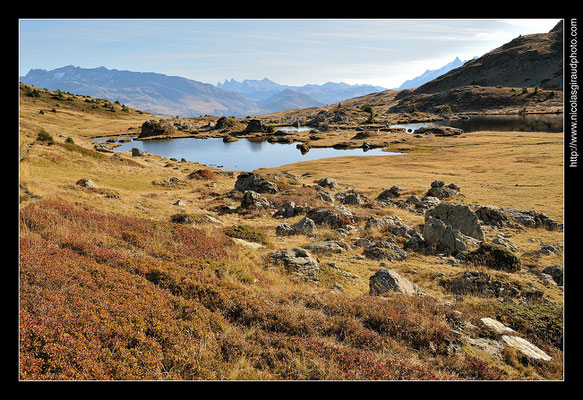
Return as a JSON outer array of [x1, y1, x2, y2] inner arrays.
[[18, 18, 562, 88]]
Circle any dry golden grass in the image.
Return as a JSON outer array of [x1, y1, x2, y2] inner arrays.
[[19, 84, 564, 380]]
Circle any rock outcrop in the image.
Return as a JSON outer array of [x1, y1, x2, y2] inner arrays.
[[369, 268, 420, 296]]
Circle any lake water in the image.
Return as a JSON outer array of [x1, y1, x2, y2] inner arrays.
[[392, 114, 563, 133], [277, 126, 314, 132], [94, 136, 402, 171]]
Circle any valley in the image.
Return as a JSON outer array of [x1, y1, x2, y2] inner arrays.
[[18, 20, 566, 381]]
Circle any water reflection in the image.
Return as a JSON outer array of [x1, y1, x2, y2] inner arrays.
[[393, 114, 563, 133], [93, 136, 401, 171]]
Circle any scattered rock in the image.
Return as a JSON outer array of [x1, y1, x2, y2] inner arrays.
[[306, 207, 352, 228], [426, 203, 484, 240], [413, 125, 463, 136], [76, 178, 98, 189], [203, 215, 224, 226], [426, 180, 460, 199], [459, 242, 521, 272], [541, 265, 563, 286], [93, 143, 114, 153], [422, 216, 478, 256], [235, 172, 278, 194], [377, 186, 402, 201], [317, 177, 338, 190], [363, 241, 407, 261], [475, 205, 510, 228], [138, 119, 176, 139], [439, 270, 522, 298], [480, 317, 515, 335], [316, 191, 335, 204], [338, 191, 368, 205], [501, 208, 563, 231], [271, 248, 319, 277], [304, 240, 351, 254], [276, 223, 295, 236], [274, 201, 302, 218], [240, 190, 271, 210], [369, 268, 420, 296], [501, 335, 552, 362], [292, 217, 316, 235], [243, 119, 266, 133], [131, 148, 145, 157]]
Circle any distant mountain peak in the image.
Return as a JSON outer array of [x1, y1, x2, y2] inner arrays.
[[395, 57, 466, 90]]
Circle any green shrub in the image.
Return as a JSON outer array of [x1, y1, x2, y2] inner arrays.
[[36, 129, 54, 144]]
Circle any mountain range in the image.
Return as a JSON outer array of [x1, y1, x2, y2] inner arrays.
[[19, 56, 464, 118]]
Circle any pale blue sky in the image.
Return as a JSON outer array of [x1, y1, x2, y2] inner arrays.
[[18, 18, 562, 88]]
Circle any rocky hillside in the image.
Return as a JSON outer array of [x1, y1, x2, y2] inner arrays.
[[414, 21, 563, 94]]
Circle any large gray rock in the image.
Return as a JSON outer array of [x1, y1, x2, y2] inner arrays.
[[426, 203, 484, 240], [304, 240, 351, 254], [542, 265, 563, 286], [317, 177, 338, 190], [500, 208, 563, 231], [426, 180, 459, 199], [377, 185, 402, 201], [76, 178, 98, 189], [306, 207, 352, 228], [138, 119, 176, 138], [235, 172, 278, 194], [271, 248, 319, 277], [369, 268, 420, 296], [293, 217, 315, 235], [240, 190, 271, 209], [423, 216, 477, 255], [501, 335, 552, 362], [363, 241, 407, 261]]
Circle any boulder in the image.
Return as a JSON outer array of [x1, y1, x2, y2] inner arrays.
[[500, 208, 563, 231], [138, 119, 175, 138], [459, 242, 522, 273], [542, 265, 563, 286], [339, 191, 367, 205], [306, 207, 352, 228], [426, 180, 459, 199], [304, 240, 351, 254], [235, 172, 278, 194], [276, 223, 296, 236], [413, 125, 463, 136], [243, 119, 266, 133], [76, 178, 98, 189], [423, 216, 477, 256], [131, 147, 145, 157], [501, 335, 552, 362], [363, 241, 407, 261], [271, 248, 319, 277], [439, 270, 522, 298], [317, 177, 338, 190], [475, 205, 510, 228], [480, 318, 515, 335], [240, 190, 271, 210], [377, 186, 402, 201], [275, 201, 297, 218], [293, 217, 315, 235], [369, 268, 420, 296], [426, 203, 484, 240]]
